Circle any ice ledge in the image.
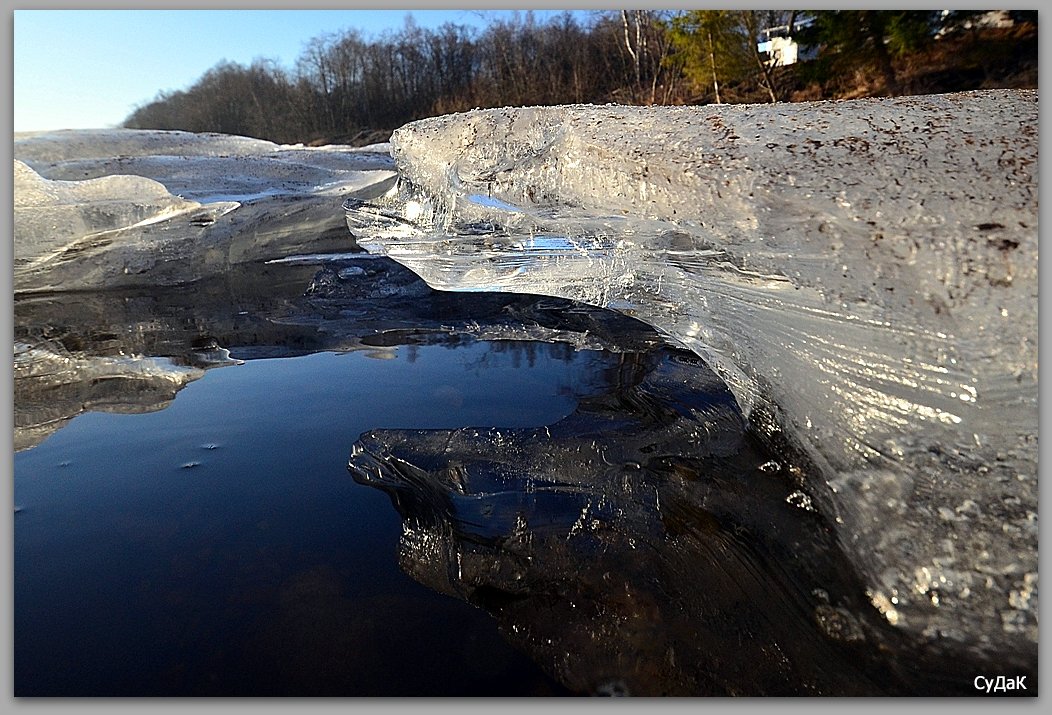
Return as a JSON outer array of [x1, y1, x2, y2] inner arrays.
[[346, 90, 1037, 659]]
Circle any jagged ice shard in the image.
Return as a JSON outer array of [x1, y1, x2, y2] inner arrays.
[[344, 90, 1038, 663]]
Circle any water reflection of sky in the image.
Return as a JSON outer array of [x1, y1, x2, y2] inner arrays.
[[14, 342, 606, 695]]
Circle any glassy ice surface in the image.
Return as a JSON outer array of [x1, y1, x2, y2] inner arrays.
[[13, 129, 396, 293], [13, 255, 1031, 695], [343, 91, 1038, 674]]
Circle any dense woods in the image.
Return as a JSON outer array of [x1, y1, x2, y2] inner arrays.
[[122, 9, 1038, 146]]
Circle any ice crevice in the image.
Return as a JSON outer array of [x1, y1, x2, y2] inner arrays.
[[344, 90, 1037, 659]]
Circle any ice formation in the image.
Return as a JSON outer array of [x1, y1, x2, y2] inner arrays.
[[349, 347, 1019, 694], [13, 129, 395, 292], [344, 90, 1038, 660]]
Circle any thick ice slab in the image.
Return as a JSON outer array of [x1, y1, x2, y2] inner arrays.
[[344, 90, 1038, 661], [13, 129, 394, 292]]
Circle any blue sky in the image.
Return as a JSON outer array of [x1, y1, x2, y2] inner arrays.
[[13, 9, 594, 132]]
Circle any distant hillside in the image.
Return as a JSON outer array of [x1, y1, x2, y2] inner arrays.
[[121, 11, 1037, 148]]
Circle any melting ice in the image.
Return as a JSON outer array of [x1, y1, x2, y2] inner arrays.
[[344, 90, 1039, 666]]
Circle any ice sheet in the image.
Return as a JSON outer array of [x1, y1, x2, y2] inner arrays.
[[13, 129, 395, 292], [343, 90, 1038, 660]]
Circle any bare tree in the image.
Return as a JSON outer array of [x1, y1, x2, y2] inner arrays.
[[738, 10, 782, 102], [616, 9, 678, 104]]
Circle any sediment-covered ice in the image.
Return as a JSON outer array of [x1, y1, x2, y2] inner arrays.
[[13, 129, 395, 292], [343, 90, 1038, 661]]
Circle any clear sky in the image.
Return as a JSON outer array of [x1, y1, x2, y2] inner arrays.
[[13, 8, 593, 132]]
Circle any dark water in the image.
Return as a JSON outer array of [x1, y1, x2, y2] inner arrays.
[[14, 342, 598, 696], [13, 256, 995, 696]]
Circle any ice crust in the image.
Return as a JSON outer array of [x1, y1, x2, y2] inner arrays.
[[13, 129, 395, 292], [344, 90, 1038, 658]]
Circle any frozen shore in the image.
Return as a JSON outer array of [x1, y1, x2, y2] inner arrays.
[[344, 90, 1038, 665], [13, 129, 395, 293]]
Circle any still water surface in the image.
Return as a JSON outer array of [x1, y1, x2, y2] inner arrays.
[[13, 256, 991, 696], [15, 341, 605, 695]]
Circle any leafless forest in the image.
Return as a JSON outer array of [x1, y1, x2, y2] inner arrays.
[[123, 10, 1038, 146]]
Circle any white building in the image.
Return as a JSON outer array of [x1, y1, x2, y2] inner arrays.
[[757, 24, 817, 67], [753, 31, 799, 67]]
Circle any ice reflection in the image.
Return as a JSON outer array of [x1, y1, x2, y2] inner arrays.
[[349, 347, 1010, 696]]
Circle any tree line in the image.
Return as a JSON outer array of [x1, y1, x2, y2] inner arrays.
[[122, 10, 1038, 145]]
